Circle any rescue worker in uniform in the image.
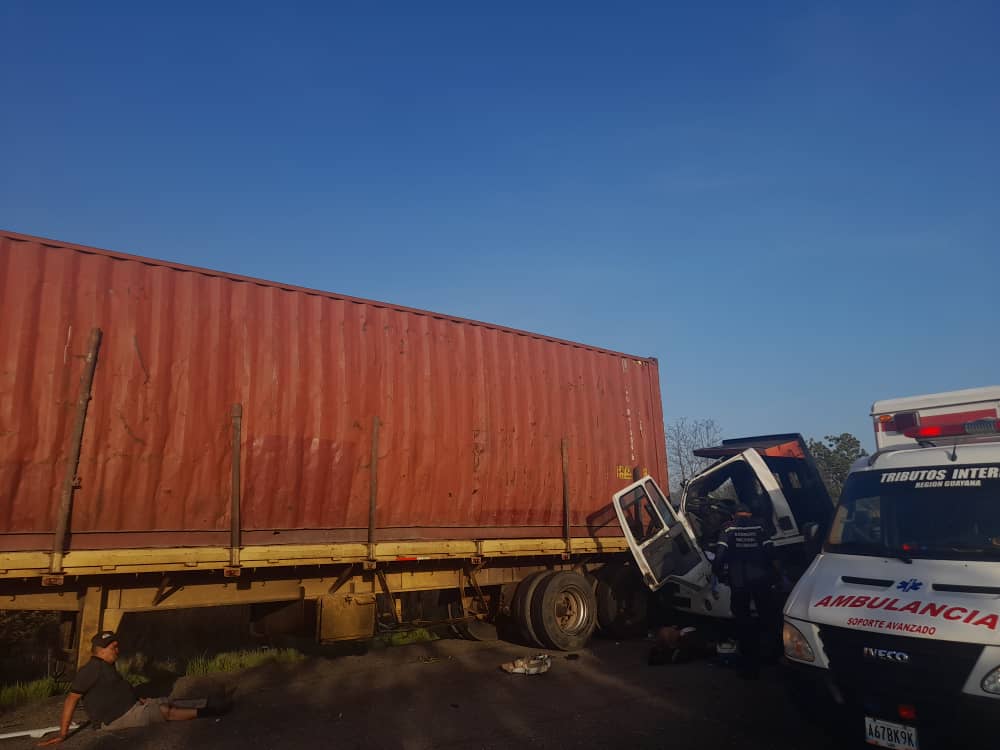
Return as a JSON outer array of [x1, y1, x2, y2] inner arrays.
[[712, 503, 783, 678]]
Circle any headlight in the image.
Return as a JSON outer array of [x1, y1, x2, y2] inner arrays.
[[783, 621, 815, 663], [982, 666, 1000, 695]]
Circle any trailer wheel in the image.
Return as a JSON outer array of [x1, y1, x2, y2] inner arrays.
[[512, 571, 550, 647], [595, 563, 648, 639], [530, 571, 597, 651]]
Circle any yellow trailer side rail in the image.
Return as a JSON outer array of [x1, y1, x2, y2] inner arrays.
[[0, 537, 629, 579]]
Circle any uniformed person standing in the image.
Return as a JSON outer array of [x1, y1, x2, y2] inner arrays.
[[713, 503, 782, 678]]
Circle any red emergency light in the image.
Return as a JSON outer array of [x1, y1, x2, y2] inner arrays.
[[902, 419, 1000, 440]]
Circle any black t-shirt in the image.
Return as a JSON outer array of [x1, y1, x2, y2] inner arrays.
[[69, 657, 136, 726]]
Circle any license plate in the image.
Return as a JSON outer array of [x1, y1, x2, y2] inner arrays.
[[865, 716, 919, 749]]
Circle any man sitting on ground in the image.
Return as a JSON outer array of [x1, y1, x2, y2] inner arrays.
[[39, 630, 231, 745]]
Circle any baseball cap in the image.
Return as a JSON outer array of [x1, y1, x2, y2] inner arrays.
[[91, 630, 119, 648]]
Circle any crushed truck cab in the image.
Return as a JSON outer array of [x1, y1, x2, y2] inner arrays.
[[783, 387, 1000, 749], [612, 433, 834, 619]]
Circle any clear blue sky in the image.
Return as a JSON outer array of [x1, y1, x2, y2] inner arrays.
[[2, 1, 998, 451]]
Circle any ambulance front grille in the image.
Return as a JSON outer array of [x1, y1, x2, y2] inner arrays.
[[817, 625, 983, 699]]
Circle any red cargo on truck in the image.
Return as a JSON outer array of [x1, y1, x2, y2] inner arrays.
[[0, 231, 666, 553]]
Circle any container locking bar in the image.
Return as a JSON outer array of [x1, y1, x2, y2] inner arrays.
[[561, 437, 572, 558], [227, 403, 243, 573], [50, 327, 103, 578], [367, 415, 381, 561]]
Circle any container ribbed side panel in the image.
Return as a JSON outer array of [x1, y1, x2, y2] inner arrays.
[[0, 232, 668, 549]]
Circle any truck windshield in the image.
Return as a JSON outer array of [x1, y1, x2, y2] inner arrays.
[[826, 463, 1000, 561]]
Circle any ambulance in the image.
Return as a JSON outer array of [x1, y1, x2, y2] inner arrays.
[[782, 387, 1000, 749]]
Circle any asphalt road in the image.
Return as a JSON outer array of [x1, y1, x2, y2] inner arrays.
[[1, 636, 841, 750]]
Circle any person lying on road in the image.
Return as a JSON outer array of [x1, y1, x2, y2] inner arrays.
[[38, 630, 231, 746], [647, 625, 717, 665]]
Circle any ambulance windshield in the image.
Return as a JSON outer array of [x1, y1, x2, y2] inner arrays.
[[826, 464, 1000, 561]]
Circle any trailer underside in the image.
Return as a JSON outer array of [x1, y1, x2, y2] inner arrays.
[[0, 536, 637, 668]]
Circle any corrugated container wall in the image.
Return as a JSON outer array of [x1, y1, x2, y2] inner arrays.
[[0, 232, 667, 551]]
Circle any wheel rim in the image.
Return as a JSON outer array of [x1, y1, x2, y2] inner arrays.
[[552, 585, 590, 635]]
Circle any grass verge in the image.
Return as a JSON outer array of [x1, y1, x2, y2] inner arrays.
[[0, 678, 66, 711], [185, 648, 305, 676]]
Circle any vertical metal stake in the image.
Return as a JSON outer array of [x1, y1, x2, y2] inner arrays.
[[76, 585, 104, 670], [51, 327, 103, 575], [561, 437, 572, 554], [230, 404, 243, 568], [368, 416, 381, 560]]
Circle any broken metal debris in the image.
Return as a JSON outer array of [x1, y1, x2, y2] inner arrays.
[[500, 654, 552, 675]]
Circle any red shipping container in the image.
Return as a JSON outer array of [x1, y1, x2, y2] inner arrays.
[[0, 231, 667, 552]]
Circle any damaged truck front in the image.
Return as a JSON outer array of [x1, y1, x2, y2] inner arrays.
[[612, 434, 835, 619]]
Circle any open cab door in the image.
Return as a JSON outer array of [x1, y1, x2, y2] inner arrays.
[[612, 477, 710, 592]]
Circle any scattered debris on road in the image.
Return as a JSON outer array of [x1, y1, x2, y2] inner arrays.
[[500, 654, 551, 675]]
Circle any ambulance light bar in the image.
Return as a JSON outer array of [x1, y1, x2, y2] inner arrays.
[[902, 419, 1000, 439]]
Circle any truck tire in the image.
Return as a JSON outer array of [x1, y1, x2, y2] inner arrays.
[[530, 570, 597, 651], [512, 571, 551, 647], [595, 563, 648, 639]]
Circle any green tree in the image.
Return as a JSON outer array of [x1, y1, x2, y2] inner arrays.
[[807, 433, 868, 499]]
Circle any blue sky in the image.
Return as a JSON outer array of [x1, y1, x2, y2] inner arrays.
[[2, 1, 998, 450]]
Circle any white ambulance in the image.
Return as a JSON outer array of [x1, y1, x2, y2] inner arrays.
[[782, 387, 1000, 749]]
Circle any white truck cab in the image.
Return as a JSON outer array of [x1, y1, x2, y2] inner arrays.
[[612, 433, 834, 619], [783, 388, 1000, 749]]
